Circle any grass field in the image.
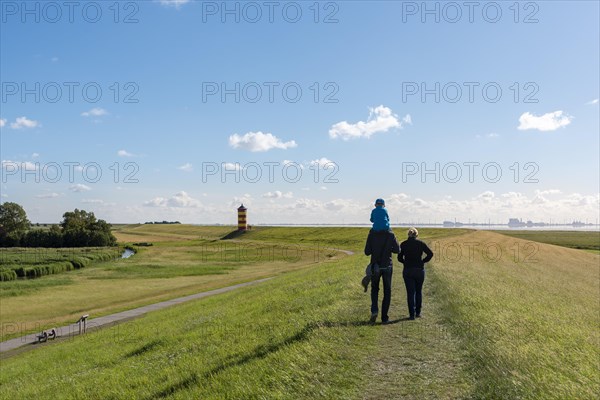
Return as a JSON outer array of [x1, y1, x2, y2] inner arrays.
[[0, 226, 598, 399], [493, 230, 600, 253], [0, 225, 350, 341]]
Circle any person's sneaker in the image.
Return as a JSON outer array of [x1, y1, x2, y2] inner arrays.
[[408, 316, 415, 320], [382, 320, 390, 325], [416, 313, 421, 318], [369, 313, 378, 323]]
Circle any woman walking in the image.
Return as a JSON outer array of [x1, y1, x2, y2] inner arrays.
[[398, 228, 434, 320]]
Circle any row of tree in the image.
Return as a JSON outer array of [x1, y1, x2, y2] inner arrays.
[[0, 202, 116, 247]]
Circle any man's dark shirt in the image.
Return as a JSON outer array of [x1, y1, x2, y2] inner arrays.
[[364, 230, 400, 267], [398, 237, 434, 269]]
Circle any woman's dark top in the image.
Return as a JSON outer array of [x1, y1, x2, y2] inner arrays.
[[398, 237, 433, 269]]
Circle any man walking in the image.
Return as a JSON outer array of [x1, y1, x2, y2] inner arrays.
[[398, 228, 434, 320], [364, 229, 400, 324]]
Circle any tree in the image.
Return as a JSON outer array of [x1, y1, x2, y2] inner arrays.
[[0, 202, 30, 237], [60, 209, 97, 232], [60, 209, 116, 247]]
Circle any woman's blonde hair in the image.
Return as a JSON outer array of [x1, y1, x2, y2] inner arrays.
[[408, 227, 419, 238]]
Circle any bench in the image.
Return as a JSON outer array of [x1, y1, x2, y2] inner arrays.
[[36, 328, 57, 343]]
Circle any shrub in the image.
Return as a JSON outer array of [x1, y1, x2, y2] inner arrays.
[[70, 257, 90, 269], [0, 268, 17, 281]]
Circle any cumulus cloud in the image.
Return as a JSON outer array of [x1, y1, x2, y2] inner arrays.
[[10, 116, 39, 129], [0, 118, 6, 128], [262, 191, 293, 199], [229, 132, 297, 152], [309, 157, 335, 168], [117, 150, 135, 157], [222, 162, 243, 171], [144, 191, 203, 208], [1, 160, 38, 171], [518, 111, 573, 132], [70, 184, 91, 192], [329, 105, 409, 140], [178, 163, 193, 172], [81, 108, 108, 117], [230, 194, 252, 208], [585, 99, 599, 105]]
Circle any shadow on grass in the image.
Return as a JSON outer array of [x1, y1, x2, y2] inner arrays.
[[220, 230, 247, 240], [147, 317, 408, 398], [152, 373, 199, 399], [148, 323, 316, 398], [124, 339, 163, 358]]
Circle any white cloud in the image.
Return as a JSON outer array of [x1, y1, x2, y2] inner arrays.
[[158, 0, 190, 7], [1, 160, 38, 171], [81, 108, 108, 117], [222, 162, 242, 171], [0, 118, 6, 128], [69, 184, 91, 192], [329, 105, 409, 140], [585, 99, 599, 105], [178, 163, 193, 172], [517, 111, 573, 132], [229, 132, 298, 152], [230, 194, 252, 208], [309, 157, 335, 168], [32, 153, 40, 158], [537, 189, 561, 195], [117, 150, 135, 157], [144, 191, 202, 208], [35, 192, 60, 199], [262, 191, 293, 199], [10, 116, 39, 129]]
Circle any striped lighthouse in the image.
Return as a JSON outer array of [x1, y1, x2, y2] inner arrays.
[[237, 204, 247, 231]]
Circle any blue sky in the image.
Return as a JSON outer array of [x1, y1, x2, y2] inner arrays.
[[1, 0, 599, 224]]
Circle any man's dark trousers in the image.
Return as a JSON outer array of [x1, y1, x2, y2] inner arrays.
[[371, 266, 393, 322], [403, 268, 425, 318]]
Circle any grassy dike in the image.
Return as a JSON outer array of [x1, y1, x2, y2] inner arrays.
[[0, 227, 598, 399], [1, 248, 378, 399], [427, 230, 599, 399]]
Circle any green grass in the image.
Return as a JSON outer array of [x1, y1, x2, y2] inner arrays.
[[1, 256, 379, 399], [0, 226, 349, 341], [1, 226, 598, 399], [429, 230, 599, 399], [493, 230, 600, 251], [0, 247, 122, 281]]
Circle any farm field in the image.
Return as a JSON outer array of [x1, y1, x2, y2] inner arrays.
[[0, 226, 598, 399]]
